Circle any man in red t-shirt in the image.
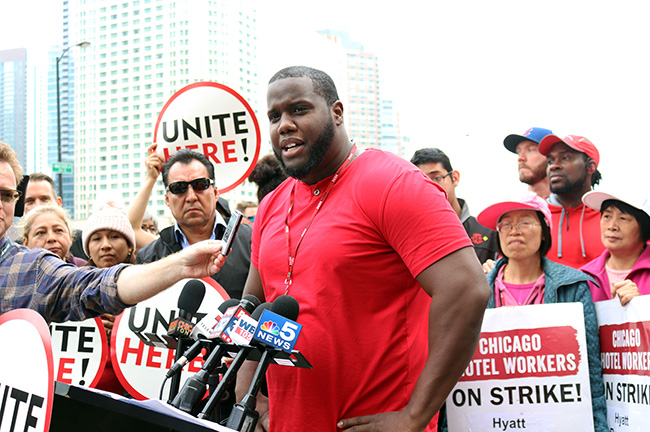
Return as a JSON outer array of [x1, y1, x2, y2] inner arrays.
[[235, 66, 491, 432]]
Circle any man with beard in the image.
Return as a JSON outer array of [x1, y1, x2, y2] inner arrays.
[[539, 134, 605, 269], [503, 127, 553, 198], [235, 66, 491, 432]]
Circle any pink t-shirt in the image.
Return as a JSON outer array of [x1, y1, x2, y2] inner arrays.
[[502, 281, 536, 305], [605, 265, 630, 286], [252, 149, 472, 432]]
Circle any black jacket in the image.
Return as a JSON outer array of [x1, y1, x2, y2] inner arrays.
[[136, 215, 252, 300]]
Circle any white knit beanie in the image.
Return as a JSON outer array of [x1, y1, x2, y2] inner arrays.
[[82, 201, 136, 257]]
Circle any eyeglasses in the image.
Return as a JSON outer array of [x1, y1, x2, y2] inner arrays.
[[166, 177, 214, 195], [141, 225, 159, 235], [497, 220, 540, 234], [430, 172, 452, 185], [0, 188, 22, 204]]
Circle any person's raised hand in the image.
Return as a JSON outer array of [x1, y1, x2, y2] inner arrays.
[[145, 143, 164, 181]]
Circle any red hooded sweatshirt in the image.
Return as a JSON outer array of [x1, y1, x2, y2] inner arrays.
[[546, 197, 605, 269]]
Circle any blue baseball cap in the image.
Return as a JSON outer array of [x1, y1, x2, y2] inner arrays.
[[503, 127, 554, 153]]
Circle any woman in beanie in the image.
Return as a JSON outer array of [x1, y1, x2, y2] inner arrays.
[[83, 201, 137, 396], [21, 205, 86, 266], [83, 201, 137, 267]]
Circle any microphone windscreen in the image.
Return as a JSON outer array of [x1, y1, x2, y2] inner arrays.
[[240, 294, 261, 312], [218, 298, 239, 314], [271, 295, 299, 321], [251, 302, 272, 321], [178, 279, 206, 314]]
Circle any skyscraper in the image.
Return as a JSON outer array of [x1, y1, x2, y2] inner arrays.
[[316, 30, 405, 153], [0, 48, 28, 170], [68, 0, 259, 220], [53, 0, 79, 217]]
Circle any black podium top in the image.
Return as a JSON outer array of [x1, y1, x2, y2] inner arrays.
[[52, 382, 234, 432]]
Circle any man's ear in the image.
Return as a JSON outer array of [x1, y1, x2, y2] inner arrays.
[[331, 101, 344, 126], [587, 160, 597, 172], [451, 170, 460, 187]]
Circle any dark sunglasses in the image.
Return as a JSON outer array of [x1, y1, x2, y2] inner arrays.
[[247, 216, 255, 222], [0, 188, 22, 204], [166, 177, 214, 195]]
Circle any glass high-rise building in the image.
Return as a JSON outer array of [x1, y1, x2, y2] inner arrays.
[[51, 0, 79, 217], [67, 0, 259, 221], [0, 48, 28, 170], [316, 30, 405, 153]]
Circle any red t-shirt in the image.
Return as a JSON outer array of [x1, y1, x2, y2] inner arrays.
[[252, 149, 472, 431]]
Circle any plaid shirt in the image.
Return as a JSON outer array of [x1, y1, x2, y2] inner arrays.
[[0, 235, 129, 323]]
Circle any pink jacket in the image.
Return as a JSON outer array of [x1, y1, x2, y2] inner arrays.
[[580, 244, 650, 301]]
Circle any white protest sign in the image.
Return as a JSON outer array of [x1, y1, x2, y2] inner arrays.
[[595, 296, 650, 432], [154, 81, 261, 193], [49, 317, 108, 388], [110, 277, 229, 400], [0, 309, 54, 432], [446, 303, 593, 431]]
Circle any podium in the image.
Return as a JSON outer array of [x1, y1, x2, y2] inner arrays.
[[51, 382, 234, 432]]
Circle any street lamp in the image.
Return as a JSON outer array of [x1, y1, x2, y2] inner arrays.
[[56, 41, 90, 199]]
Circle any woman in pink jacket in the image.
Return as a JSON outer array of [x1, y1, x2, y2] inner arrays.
[[580, 191, 650, 305]]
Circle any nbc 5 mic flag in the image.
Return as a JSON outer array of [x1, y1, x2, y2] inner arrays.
[[252, 310, 302, 353]]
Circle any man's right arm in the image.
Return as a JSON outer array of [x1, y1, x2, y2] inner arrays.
[[116, 240, 225, 305]]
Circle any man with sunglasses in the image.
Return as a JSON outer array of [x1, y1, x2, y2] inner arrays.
[[411, 147, 498, 265], [0, 142, 226, 323], [136, 149, 252, 299]]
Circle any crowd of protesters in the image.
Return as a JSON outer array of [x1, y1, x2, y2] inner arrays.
[[1, 66, 649, 432]]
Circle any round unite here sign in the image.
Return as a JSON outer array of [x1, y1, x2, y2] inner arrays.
[[154, 82, 261, 193]]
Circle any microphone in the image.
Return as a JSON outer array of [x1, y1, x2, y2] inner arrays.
[[171, 295, 262, 413], [207, 294, 260, 342], [166, 298, 239, 379], [197, 302, 272, 419], [225, 296, 300, 430], [168, 280, 206, 401], [167, 279, 206, 338], [191, 298, 239, 340], [268, 294, 299, 321]]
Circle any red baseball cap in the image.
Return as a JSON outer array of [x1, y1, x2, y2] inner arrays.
[[538, 134, 600, 167]]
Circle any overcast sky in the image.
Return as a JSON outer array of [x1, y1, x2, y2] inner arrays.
[[2, 0, 649, 212]]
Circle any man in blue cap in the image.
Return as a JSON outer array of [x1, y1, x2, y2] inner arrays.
[[503, 127, 553, 198]]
